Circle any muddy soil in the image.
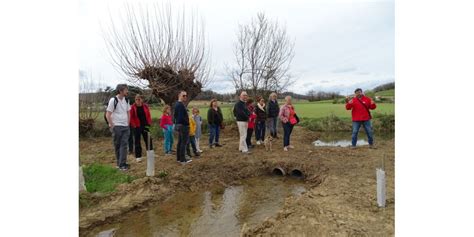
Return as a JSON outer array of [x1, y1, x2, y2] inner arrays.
[[79, 124, 394, 236]]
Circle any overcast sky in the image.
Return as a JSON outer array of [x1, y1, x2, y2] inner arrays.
[[79, 0, 394, 95]]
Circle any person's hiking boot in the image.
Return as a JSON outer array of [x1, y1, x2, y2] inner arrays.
[[248, 145, 255, 149], [369, 144, 376, 149], [136, 157, 143, 162], [288, 145, 295, 149], [120, 164, 130, 171], [209, 144, 214, 149], [283, 147, 289, 152], [351, 146, 357, 149], [241, 150, 251, 154], [256, 140, 261, 145], [215, 143, 223, 147]]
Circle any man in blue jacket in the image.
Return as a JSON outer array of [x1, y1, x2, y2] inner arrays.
[[174, 91, 192, 164]]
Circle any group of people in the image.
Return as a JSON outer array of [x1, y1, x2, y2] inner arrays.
[[105, 84, 376, 171], [233, 91, 298, 153]]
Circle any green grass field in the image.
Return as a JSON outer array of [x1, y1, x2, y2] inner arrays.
[[150, 101, 394, 120], [375, 89, 394, 97]]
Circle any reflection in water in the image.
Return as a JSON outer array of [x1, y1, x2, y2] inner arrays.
[[92, 176, 305, 237]]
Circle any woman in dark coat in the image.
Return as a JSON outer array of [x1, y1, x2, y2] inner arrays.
[[207, 99, 224, 148]]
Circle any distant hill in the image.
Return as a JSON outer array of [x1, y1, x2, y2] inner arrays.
[[372, 82, 394, 93], [366, 82, 395, 102]]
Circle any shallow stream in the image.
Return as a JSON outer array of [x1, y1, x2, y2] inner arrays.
[[92, 176, 306, 237]]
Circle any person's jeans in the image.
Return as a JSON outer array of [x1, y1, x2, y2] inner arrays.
[[208, 124, 220, 145], [237, 121, 248, 152], [267, 117, 278, 138], [351, 120, 374, 146], [128, 127, 134, 154], [112, 126, 130, 167], [282, 122, 294, 147], [176, 124, 189, 162], [134, 126, 153, 158], [255, 120, 266, 141], [187, 135, 198, 156], [195, 137, 201, 151], [246, 128, 254, 146], [163, 125, 174, 153]]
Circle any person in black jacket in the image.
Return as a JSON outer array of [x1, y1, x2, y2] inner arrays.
[[266, 92, 280, 138], [207, 99, 224, 148], [233, 91, 251, 154], [173, 91, 192, 164], [255, 97, 267, 145]]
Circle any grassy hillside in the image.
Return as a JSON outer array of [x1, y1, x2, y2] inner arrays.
[[375, 89, 394, 97]]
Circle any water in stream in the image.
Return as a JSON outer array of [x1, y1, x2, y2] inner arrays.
[[91, 176, 306, 237], [313, 132, 394, 147]]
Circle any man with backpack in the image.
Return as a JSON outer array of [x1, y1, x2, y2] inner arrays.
[[105, 84, 132, 171], [345, 88, 377, 148]]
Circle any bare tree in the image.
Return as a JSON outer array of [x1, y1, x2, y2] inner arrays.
[[103, 3, 211, 106], [228, 13, 295, 98], [79, 70, 108, 136]]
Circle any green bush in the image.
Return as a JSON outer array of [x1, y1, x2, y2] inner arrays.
[[148, 121, 164, 139], [298, 113, 395, 132], [372, 113, 395, 132], [82, 164, 135, 193]]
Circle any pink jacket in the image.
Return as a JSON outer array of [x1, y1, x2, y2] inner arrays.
[[279, 104, 295, 124]]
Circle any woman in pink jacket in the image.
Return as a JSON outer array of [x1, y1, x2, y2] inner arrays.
[[279, 96, 299, 151]]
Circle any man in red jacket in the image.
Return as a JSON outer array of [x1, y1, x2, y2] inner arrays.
[[345, 88, 377, 148], [130, 94, 153, 162]]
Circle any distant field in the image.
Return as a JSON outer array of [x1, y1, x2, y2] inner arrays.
[[375, 89, 394, 97], [150, 101, 394, 120]]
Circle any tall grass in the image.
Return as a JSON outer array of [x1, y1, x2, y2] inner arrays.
[[82, 163, 135, 193]]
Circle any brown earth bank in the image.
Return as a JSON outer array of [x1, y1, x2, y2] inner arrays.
[[79, 125, 394, 236]]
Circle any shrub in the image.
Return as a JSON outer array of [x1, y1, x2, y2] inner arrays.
[[372, 113, 395, 132], [298, 113, 395, 132]]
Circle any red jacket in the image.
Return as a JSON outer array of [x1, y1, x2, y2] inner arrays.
[[160, 114, 173, 129], [130, 103, 152, 128], [248, 113, 257, 129], [345, 96, 376, 121]]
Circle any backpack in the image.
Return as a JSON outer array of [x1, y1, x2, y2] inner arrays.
[[104, 96, 129, 125]]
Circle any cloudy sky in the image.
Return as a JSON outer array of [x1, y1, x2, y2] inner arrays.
[[79, 0, 394, 95]]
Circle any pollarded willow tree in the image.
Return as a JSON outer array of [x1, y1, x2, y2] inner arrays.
[[228, 13, 295, 98], [103, 3, 211, 106]]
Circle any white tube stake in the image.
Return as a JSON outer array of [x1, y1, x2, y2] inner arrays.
[[376, 168, 386, 207], [146, 131, 155, 176]]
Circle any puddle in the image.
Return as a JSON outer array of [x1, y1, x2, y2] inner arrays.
[[91, 176, 306, 237], [313, 132, 393, 147], [313, 139, 369, 147]]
